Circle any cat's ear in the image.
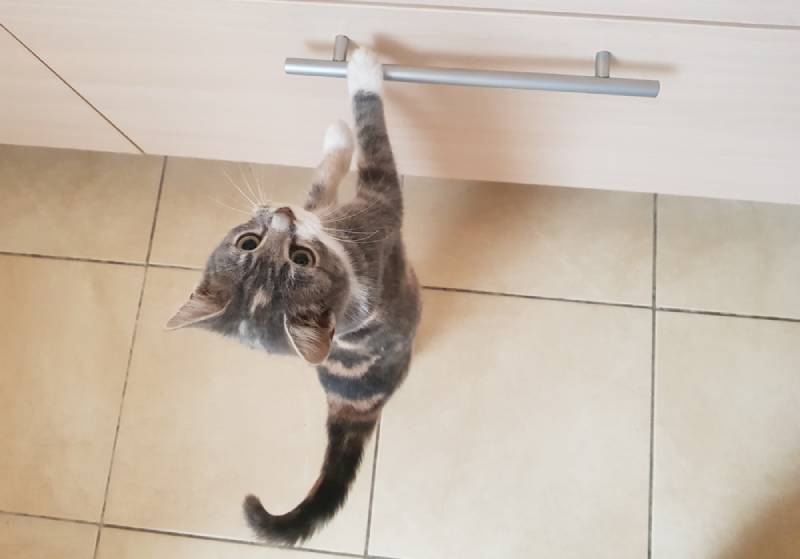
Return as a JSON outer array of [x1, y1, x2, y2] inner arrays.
[[284, 311, 336, 365], [166, 289, 228, 330]]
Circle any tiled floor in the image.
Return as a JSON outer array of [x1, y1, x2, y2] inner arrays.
[[1, 145, 799, 559]]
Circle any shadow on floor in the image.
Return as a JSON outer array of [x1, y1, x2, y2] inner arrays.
[[715, 484, 800, 559]]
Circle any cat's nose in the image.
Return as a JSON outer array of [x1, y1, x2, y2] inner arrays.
[[270, 207, 295, 232]]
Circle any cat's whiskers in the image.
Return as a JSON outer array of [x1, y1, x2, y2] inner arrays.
[[207, 195, 252, 216], [248, 162, 268, 206], [314, 206, 335, 219], [323, 228, 380, 242], [321, 198, 382, 225], [322, 228, 385, 244], [315, 203, 350, 221], [238, 164, 262, 207], [324, 225, 377, 234], [337, 236, 389, 244], [221, 166, 259, 210]]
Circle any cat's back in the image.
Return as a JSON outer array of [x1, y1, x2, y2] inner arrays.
[[379, 236, 420, 338]]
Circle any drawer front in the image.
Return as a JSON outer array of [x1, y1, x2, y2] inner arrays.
[[0, 1, 798, 204], [334, 0, 800, 27], [0, 25, 137, 153]]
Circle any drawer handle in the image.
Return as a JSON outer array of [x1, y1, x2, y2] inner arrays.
[[285, 35, 660, 98]]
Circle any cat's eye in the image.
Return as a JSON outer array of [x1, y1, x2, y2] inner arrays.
[[235, 234, 262, 251], [290, 247, 315, 267]]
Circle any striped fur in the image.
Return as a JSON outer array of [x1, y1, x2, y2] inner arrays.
[[168, 49, 420, 545]]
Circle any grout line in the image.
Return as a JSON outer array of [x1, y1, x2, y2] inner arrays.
[[651, 194, 659, 312], [0, 251, 144, 268], [91, 157, 167, 559], [363, 420, 382, 557], [251, 0, 800, 31], [655, 306, 800, 324], [101, 524, 365, 558], [647, 193, 658, 559], [147, 261, 203, 271], [294, 546, 366, 558], [422, 285, 651, 310], [144, 158, 169, 263], [0, 248, 649, 311], [0, 507, 365, 559], [0, 23, 145, 154], [2, 249, 799, 324], [0, 509, 98, 527]]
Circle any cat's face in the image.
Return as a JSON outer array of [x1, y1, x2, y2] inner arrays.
[[167, 204, 360, 364]]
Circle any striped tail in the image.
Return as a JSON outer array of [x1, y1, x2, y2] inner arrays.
[[243, 416, 376, 545]]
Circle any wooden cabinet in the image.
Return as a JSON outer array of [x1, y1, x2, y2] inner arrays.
[[335, 0, 800, 27], [0, 25, 137, 154], [0, 1, 797, 203]]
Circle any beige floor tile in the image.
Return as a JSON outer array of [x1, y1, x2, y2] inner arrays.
[[96, 527, 344, 559], [150, 159, 654, 305], [150, 157, 322, 268], [104, 268, 373, 555], [370, 291, 652, 559], [0, 145, 162, 262], [653, 312, 800, 559], [0, 256, 143, 521], [657, 196, 800, 319], [404, 176, 654, 304], [0, 514, 98, 559]]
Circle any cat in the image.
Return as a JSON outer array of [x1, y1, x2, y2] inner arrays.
[[166, 48, 421, 545]]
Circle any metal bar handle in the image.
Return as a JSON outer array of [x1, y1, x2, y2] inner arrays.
[[285, 37, 660, 98]]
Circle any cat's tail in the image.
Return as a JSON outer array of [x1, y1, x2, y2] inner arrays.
[[243, 415, 377, 545]]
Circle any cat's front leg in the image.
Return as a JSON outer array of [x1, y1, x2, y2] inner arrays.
[[304, 120, 354, 211], [347, 49, 401, 209]]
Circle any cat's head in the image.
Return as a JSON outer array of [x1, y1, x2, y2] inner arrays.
[[166, 204, 363, 364]]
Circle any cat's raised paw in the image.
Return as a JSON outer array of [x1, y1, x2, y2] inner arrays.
[[323, 119, 354, 156], [348, 48, 383, 96]]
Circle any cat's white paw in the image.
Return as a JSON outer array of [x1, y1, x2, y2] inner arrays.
[[348, 48, 383, 96], [323, 119, 354, 155]]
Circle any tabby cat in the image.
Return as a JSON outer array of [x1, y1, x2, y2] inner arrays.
[[166, 49, 421, 544]]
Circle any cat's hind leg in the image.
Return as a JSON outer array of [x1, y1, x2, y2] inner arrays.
[[305, 120, 354, 211]]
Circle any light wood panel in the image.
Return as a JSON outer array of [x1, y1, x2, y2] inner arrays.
[[0, 27, 137, 153], [0, 1, 798, 204], [328, 0, 800, 27]]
